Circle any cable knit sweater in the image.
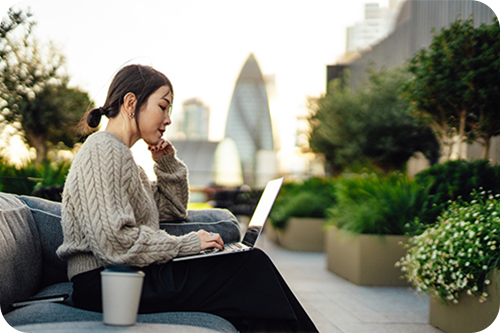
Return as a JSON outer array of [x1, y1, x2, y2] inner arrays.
[[56, 131, 201, 280]]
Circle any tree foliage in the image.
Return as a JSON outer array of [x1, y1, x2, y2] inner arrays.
[[307, 66, 439, 175], [0, 8, 93, 164], [403, 17, 500, 160]]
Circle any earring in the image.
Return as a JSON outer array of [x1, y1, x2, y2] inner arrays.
[[129, 113, 135, 119]]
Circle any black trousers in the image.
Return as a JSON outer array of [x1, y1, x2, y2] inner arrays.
[[71, 248, 318, 333]]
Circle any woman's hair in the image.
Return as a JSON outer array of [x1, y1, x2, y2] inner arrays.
[[80, 64, 173, 134]]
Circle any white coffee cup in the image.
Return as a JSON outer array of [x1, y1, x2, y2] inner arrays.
[[101, 265, 145, 326]]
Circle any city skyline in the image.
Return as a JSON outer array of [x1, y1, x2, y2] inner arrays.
[[0, 0, 392, 162], [0, 1, 499, 174]]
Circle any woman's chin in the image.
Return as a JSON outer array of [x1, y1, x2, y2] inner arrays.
[[144, 137, 160, 146]]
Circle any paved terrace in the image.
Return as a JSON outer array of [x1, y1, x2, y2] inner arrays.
[[256, 234, 443, 333]]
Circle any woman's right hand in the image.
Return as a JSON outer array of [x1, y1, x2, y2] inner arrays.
[[197, 230, 224, 251]]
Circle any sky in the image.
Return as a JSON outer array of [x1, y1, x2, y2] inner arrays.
[[0, 1, 498, 158], [1, 0, 386, 152]]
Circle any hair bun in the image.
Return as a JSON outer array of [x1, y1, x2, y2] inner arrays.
[[87, 107, 104, 128]]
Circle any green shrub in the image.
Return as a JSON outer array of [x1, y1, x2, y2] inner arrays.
[[327, 173, 431, 235], [0, 157, 70, 195], [269, 177, 336, 230], [398, 190, 500, 304], [414, 159, 500, 225]]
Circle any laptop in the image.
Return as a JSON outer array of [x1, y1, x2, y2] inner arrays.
[[172, 177, 284, 261]]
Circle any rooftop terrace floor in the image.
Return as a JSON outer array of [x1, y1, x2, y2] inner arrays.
[[257, 234, 443, 333]]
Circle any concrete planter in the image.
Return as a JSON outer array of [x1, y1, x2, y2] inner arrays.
[[429, 270, 500, 333], [277, 217, 326, 252], [326, 226, 410, 286], [264, 221, 279, 243]]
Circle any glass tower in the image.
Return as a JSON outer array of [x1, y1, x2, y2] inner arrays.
[[224, 54, 274, 186]]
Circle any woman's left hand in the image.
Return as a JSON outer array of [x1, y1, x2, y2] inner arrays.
[[148, 139, 173, 159]]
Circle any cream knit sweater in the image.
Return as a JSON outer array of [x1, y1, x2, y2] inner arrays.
[[56, 131, 201, 280]]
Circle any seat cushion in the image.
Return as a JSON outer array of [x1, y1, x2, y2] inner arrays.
[[12, 322, 230, 333], [0, 193, 42, 314], [5, 303, 237, 332], [30, 208, 68, 287], [17, 196, 68, 287]]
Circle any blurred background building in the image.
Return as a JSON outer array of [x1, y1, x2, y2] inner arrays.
[[180, 98, 210, 141], [330, 0, 498, 175], [167, 54, 276, 188], [337, 0, 496, 88], [345, 0, 399, 53], [166, 0, 498, 190], [224, 53, 277, 187]]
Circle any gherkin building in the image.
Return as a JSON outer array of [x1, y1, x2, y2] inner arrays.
[[224, 54, 274, 186]]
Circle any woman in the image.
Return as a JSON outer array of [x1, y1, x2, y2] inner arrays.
[[56, 64, 318, 333]]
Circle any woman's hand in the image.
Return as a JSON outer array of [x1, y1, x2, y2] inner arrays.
[[197, 230, 224, 251], [148, 139, 173, 159]]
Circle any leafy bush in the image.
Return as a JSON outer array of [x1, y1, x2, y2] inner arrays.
[[398, 190, 500, 304], [327, 173, 431, 235], [414, 159, 500, 225], [0, 157, 70, 195], [269, 177, 336, 230]]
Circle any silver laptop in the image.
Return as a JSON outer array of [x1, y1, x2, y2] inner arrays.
[[173, 177, 284, 261]]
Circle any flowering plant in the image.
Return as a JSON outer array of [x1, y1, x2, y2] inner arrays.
[[398, 190, 500, 304]]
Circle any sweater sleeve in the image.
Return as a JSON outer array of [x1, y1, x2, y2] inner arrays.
[[60, 138, 200, 267], [152, 148, 190, 221]]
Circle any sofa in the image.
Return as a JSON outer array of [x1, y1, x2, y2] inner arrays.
[[0, 192, 241, 332]]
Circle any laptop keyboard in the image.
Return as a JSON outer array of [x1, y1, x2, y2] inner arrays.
[[200, 242, 245, 255]]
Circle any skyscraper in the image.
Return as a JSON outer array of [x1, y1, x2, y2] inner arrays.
[[181, 98, 210, 140], [345, 2, 399, 53], [224, 54, 275, 186]]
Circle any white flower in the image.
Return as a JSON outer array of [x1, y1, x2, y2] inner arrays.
[[485, 279, 491, 285]]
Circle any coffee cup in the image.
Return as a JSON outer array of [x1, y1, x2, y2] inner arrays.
[[100, 265, 145, 326]]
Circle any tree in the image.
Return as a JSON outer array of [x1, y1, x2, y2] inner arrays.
[[0, 8, 93, 164], [403, 17, 500, 160], [307, 66, 439, 175]]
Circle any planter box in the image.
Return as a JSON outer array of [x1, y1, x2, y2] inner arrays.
[[429, 270, 500, 333], [277, 218, 325, 252], [326, 226, 410, 286], [264, 221, 279, 243]]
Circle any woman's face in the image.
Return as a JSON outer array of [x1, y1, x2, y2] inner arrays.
[[138, 85, 172, 145]]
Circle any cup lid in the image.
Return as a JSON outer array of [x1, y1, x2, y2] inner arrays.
[[105, 265, 142, 273]]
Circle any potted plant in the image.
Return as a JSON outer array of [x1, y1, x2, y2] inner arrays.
[[267, 177, 336, 252], [398, 190, 500, 333], [325, 173, 430, 286], [414, 159, 500, 227]]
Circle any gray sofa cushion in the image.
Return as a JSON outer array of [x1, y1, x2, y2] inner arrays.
[[6, 303, 237, 332], [13, 322, 230, 333], [0, 193, 42, 314], [17, 196, 68, 287], [29, 209, 68, 288]]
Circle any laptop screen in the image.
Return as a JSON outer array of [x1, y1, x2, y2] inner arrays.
[[242, 178, 284, 247]]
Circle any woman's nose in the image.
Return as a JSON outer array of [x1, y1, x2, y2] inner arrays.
[[164, 114, 171, 126]]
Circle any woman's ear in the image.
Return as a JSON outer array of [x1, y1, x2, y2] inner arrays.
[[123, 92, 137, 113]]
